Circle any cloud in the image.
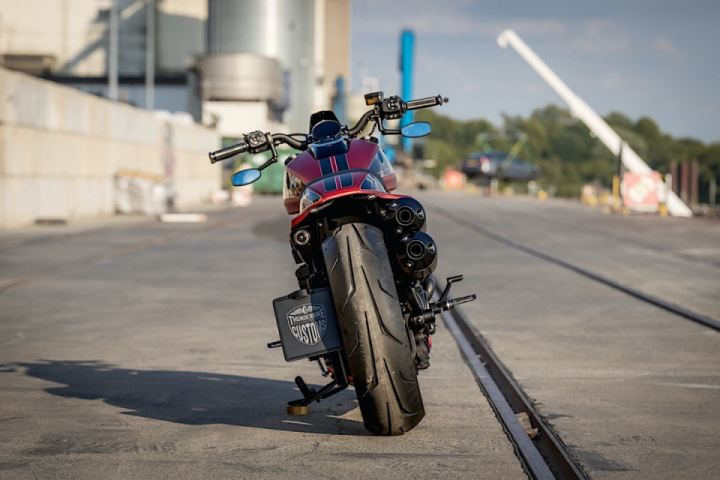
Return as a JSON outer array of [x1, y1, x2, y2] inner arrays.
[[355, 7, 629, 58], [353, 7, 566, 40], [598, 71, 626, 89], [570, 19, 630, 54], [697, 105, 716, 116], [652, 36, 684, 62]]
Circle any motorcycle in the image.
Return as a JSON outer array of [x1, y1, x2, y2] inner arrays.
[[208, 92, 476, 435]]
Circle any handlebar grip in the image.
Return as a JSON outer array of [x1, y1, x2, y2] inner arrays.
[[209, 142, 247, 164], [406, 95, 448, 111]]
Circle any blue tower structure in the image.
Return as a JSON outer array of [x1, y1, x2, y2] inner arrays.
[[399, 30, 414, 152], [332, 76, 348, 125]]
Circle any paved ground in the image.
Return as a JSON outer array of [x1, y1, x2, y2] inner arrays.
[[422, 192, 720, 479], [0, 198, 524, 479], [3, 192, 719, 479]]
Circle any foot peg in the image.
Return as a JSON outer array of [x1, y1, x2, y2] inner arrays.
[[411, 275, 476, 327]]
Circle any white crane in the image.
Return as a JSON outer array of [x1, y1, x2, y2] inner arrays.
[[497, 29, 692, 217]]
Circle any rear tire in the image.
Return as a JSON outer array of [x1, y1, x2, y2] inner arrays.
[[323, 223, 424, 435]]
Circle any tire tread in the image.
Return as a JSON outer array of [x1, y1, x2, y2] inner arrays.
[[323, 223, 425, 435]]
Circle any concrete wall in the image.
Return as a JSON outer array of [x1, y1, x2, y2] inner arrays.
[[0, 67, 221, 229]]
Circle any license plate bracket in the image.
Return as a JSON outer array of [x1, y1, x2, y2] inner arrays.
[[272, 288, 343, 362]]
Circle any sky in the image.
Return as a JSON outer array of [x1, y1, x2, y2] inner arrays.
[[350, 0, 720, 143]]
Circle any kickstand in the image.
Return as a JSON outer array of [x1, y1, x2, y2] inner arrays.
[[287, 351, 350, 415], [287, 376, 347, 415]]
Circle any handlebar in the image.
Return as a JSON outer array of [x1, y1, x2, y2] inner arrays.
[[406, 95, 448, 111], [272, 134, 308, 150], [347, 94, 447, 137], [209, 142, 247, 164], [208, 133, 308, 164], [347, 110, 376, 137], [208, 93, 447, 163]]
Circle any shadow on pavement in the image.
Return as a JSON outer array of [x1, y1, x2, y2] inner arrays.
[[11, 360, 366, 436]]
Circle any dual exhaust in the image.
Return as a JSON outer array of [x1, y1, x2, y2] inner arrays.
[[385, 198, 437, 280]]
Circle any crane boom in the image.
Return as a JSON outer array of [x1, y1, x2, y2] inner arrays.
[[497, 29, 692, 217]]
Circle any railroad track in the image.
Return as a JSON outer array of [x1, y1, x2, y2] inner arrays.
[[464, 199, 720, 270], [429, 204, 720, 333], [430, 202, 719, 478], [435, 280, 587, 480]]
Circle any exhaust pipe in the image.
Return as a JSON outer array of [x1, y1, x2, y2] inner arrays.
[[396, 231, 438, 280], [385, 198, 426, 236]]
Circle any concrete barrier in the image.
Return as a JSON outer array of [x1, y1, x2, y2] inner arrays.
[[0, 67, 221, 229]]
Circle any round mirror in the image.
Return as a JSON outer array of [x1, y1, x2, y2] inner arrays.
[[232, 169, 261, 186], [312, 120, 342, 139], [401, 122, 432, 138]]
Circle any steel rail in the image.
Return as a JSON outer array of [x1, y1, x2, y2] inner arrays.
[[430, 205, 720, 332], [436, 281, 587, 480]]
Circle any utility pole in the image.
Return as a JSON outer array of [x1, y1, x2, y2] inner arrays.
[[670, 161, 678, 194], [681, 161, 689, 204], [690, 159, 699, 206], [108, 0, 119, 101], [613, 141, 624, 211], [145, 0, 155, 110]]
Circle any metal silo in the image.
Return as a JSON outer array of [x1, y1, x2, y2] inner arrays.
[[274, 0, 315, 133], [203, 0, 282, 104], [204, 0, 315, 133]]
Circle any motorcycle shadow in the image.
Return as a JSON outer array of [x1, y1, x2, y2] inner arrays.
[[13, 360, 368, 436]]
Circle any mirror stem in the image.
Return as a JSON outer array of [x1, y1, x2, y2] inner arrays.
[[258, 139, 279, 171], [377, 120, 400, 136]]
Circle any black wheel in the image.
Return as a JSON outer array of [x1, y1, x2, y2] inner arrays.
[[323, 223, 424, 435]]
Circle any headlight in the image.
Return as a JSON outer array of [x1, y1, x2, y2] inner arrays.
[[299, 188, 322, 212], [360, 175, 387, 192]]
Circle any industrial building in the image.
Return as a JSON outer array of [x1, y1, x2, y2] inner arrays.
[[0, 0, 351, 136], [0, 0, 352, 228]]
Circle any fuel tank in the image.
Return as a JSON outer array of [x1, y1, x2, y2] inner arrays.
[[284, 139, 398, 215]]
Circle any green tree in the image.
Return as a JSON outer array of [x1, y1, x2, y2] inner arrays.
[[414, 105, 719, 201]]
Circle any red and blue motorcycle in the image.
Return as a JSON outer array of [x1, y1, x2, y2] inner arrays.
[[209, 92, 475, 435]]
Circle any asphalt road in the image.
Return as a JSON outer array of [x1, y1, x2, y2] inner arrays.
[[0, 198, 524, 479], [423, 192, 720, 478], [2, 192, 719, 479]]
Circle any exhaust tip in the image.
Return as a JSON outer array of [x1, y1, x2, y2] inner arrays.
[[396, 206, 415, 226], [407, 240, 426, 260]]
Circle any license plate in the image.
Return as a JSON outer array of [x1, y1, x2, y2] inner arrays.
[[272, 288, 343, 362]]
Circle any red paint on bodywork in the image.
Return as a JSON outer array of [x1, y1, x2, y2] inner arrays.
[[284, 197, 300, 215], [285, 150, 321, 185], [284, 139, 382, 184], [291, 191, 408, 229], [283, 139, 398, 216]]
